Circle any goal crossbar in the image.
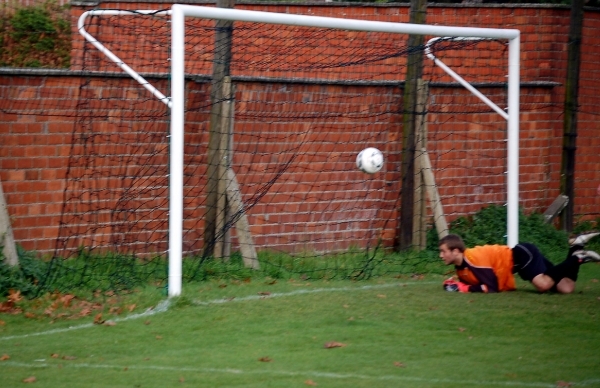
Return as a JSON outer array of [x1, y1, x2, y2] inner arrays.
[[77, 4, 521, 297]]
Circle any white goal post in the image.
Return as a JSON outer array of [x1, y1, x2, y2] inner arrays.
[[78, 5, 520, 297]]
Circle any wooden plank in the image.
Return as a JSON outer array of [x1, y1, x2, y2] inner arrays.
[[420, 149, 449, 239], [412, 80, 428, 250], [215, 77, 232, 260], [204, 0, 235, 258], [544, 195, 569, 224], [226, 168, 259, 269], [0, 177, 19, 267]]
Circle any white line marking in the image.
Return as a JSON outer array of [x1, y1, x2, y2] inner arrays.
[[2, 360, 590, 387], [193, 281, 439, 305], [0, 299, 171, 342], [0, 281, 434, 341]]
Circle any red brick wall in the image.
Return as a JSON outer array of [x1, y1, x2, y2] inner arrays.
[[1, 3, 599, 257]]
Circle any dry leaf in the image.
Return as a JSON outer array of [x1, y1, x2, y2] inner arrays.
[[0, 320, 5, 325], [104, 321, 116, 326], [62, 355, 76, 360], [377, 294, 386, 299], [60, 294, 75, 308], [93, 313, 104, 325], [128, 304, 136, 312], [50, 353, 59, 359], [144, 320, 151, 325], [458, 327, 466, 332], [8, 289, 23, 303], [22, 376, 36, 383], [179, 377, 185, 383], [304, 380, 318, 386], [109, 307, 123, 315], [156, 335, 163, 340], [324, 342, 346, 349], [258, 291, 271, 296], [591, 279, 598, 283], [0, 354, 9, 361], [24, 312, 36, 319], [557, 381, 574, 387], [394, 361, 405, 367], [258, 356, 272, 362]]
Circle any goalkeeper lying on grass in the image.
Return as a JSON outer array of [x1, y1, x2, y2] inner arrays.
[[439, 233, 600, 294]]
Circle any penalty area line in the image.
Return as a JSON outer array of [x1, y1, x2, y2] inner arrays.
[[1, 360, 587, 387]]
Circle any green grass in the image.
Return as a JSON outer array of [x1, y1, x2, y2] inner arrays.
[[1, 265, 600, 388]]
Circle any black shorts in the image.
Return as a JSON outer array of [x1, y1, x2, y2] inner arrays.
[[511, 243, 554, 281]]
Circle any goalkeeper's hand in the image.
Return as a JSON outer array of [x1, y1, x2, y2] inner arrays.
[[443, 278, 470, 293]]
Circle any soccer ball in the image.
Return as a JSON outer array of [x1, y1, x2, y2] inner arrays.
[[356, 147, 384, 174]]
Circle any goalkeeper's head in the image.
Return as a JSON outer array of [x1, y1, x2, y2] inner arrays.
[[439, 234, 465, 253], [438, 234, 466, 266]]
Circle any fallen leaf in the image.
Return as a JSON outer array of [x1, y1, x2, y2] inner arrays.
[[0, 320, 5, 325], [156, 335, 163, 340], [591, 279, 598, 283], [104, 321, 116, 326], [324, 342, 346, 349], [144, 320, 151, 325], [128, 304, 136, 312], [60, 294, 75, 308], [304, 380, 318, 386], [62, 355, 76, 360], [22, 376, 36, 383], [458, 327, 466, 332], [258, 356, 272, 362], [556, 382, 572, 387], [50, 353, 59, 359], [93, 313, 104, 325], [258, 291, 271, 296], [0, 354, 9, 361], [179, 377, 185, 383], [109, 307, 123, 315], [377, 294, 386, 298], [8, 289, 23, 303], [24, 312, 36, 319]]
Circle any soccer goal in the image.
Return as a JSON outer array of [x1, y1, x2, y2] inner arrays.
[[62, 5, 520, 297]]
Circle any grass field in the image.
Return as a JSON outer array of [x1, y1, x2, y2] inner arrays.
[[1, 264, 600, 388]]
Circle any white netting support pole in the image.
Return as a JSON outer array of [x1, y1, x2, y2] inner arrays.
[[168, 5, 186, 297], [424, 38, 509, 121], [77, 10, 173, 108]]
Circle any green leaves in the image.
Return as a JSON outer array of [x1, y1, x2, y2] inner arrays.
[[0, 2, 70, 68]]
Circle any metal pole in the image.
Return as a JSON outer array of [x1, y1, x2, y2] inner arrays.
[[168, 5, 185, 297]]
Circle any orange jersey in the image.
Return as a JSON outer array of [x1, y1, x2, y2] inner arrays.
[[456, 245, 516, 293]]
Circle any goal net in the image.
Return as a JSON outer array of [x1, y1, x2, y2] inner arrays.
[[40, 5, 519, 295]]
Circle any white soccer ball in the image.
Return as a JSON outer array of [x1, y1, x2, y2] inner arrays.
[[356, 147, 384, 174]]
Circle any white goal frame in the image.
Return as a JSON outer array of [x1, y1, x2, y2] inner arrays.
[[78, 5, 520, 297]]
